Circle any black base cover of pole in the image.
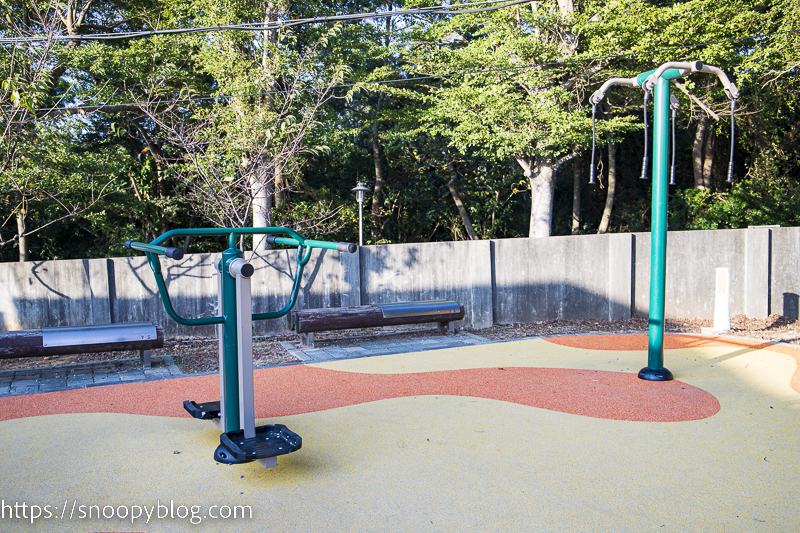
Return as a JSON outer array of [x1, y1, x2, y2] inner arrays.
[[638, 367, 674, 381]]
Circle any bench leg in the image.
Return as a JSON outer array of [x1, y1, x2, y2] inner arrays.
[[300, 332, 315, 349], [140, 349, 152, 369], [438, 321, 455, 335]]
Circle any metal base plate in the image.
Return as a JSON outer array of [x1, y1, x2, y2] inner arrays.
[[215, 424, 302, 464], [182, 400, 221, 420]]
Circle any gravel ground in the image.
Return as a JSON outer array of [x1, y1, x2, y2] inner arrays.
[[2, 314, 798, 375], [471, 314, 800, 343]]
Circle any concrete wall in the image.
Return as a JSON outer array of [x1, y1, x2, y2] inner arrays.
[[492, 233, 632, 323], [1, 227, 796, 336], [770, 227, 800, 319], [358, 240, 493, 329], [0, 258, 111, 331]]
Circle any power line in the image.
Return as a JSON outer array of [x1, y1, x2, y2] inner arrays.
[[23, 28, 797, 114], [0, 0, 533, 44]]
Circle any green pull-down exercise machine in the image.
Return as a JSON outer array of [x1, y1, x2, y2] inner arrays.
[[589, 61, 739, 381]]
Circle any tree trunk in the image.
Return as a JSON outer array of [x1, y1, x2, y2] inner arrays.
[[446, 162, 479, 240], [273, 164, 285, 208], [571, 152, 582, 234], [517, 154, 557, 238], [263, 2, 282, 210], [598, 143, 618, 234], [370, 109, 385, 242], [702, 128, 715, 189], [251, 170, 273, 253], [693, 115, 709, 189], [16, 210, 28, 262], [557, 0, 575, 13]]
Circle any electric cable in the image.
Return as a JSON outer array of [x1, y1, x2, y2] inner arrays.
[[670, 104, 677, 185], [0, 0, 533, 44], [4, 22, 791, 116]]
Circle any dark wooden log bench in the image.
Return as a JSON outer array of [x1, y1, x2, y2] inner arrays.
[[291, 301, 465, 348], [0, 322, 164, 369]]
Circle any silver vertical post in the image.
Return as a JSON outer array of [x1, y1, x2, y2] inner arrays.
[[230, 259, 255, 440]]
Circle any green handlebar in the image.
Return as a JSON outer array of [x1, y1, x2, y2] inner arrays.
[[124, 227, 357, 327], [266, 235, 357, 253]]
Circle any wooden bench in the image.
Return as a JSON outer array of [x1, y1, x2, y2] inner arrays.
[[0, 322, 164, 369], [291, 301, 465, 348]]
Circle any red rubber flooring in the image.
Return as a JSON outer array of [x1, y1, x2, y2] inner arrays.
[[0, 364, 720, 423], [545, 333, 800, 393]]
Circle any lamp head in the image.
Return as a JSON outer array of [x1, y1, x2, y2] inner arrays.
[[351, 182, 370, 204]]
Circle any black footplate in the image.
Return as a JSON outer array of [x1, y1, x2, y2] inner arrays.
[[214, 424, 302, 464], [183, 400, 221, 420]]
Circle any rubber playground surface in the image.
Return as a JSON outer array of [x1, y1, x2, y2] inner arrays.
[[1, 333, 798, 532]]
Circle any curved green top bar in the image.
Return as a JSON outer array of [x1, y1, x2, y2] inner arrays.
[[150, 227, 310, 248]]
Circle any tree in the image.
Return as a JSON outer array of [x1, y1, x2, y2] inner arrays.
[[135, 5, 353, 249], [407, 1, 636, 237], [0, 0, 132, 261]]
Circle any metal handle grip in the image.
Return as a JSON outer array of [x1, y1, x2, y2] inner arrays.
[[337, 242, 358, 253], [124, 240, 185, 260]]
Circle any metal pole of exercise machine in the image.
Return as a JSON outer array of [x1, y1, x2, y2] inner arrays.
[[593, 69, 682, 381], [639, 73, 674, 381], [218, 234, 247, 432]]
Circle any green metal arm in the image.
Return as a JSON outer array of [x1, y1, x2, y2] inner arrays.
[[124, 227, 356, 326], [253, 245, 312, 320], [150, 259, 225, 326], [266, 235, 357, 253]]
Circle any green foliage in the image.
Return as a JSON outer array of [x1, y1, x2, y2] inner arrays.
[[1, 0, 800, 260], [671, 179, 800, 230]]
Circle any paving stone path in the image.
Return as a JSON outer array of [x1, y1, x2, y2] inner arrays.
[[0, 356, 182, 397], [281, 331, 491, 363], [0, 331, 492, 397]]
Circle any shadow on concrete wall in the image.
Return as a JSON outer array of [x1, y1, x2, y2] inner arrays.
[[9, 280, 633, 338]]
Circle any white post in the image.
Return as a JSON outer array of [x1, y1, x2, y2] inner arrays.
[[713, 267, 731, 331]]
